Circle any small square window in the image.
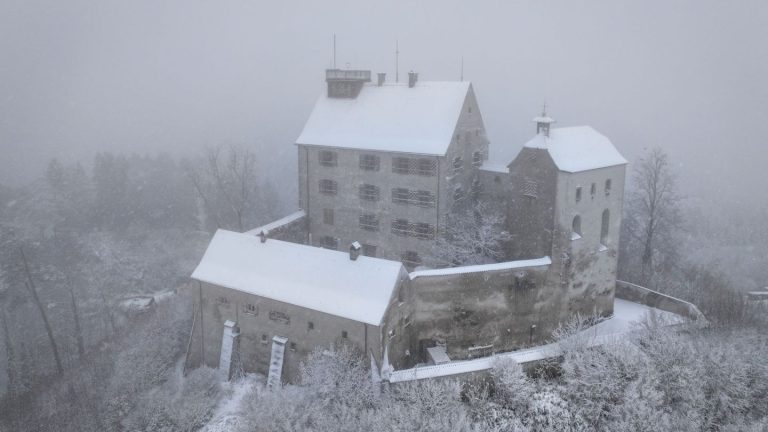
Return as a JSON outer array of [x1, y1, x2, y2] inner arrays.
[[308, 321, 314, 331], [358, 184, 380, 201], [605, 179, 612, 196], [453, 186, 465, 201], [590, 183, 596, 199], [452, 156, 464, 175], [472, 151, 483, 167], [341, 330, 348, 339], [319, 179, 338, 195], [388, 328, 396, 338], [319, 236, 339, 250], [576, 187, 582, 202], [359, 154, 380, 171], [261, 334, 268, 345], [522, 180, 537, 198], [243, 303, 257, 315], [290, 342, 297, 352], [217, 296, 229, 305], [361, 244, 377, 257], [318, 150, 337, 167]]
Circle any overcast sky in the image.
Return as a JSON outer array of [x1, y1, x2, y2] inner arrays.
[[1, 0, 766, 208]]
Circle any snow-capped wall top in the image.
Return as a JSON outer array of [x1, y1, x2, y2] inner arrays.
[[296, 81, 471, 156], [191, 230, 404, 326], [523, 126, 627, 173]]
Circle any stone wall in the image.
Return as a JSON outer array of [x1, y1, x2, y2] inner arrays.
[[186, 280, 407, 383], [404, 260, 560, 366], [551, 165, 627, 320], [615, 280, 706, 322]]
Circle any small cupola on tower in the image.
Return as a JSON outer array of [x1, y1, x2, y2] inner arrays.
[[533, 106, 556, 137], [326, 69, 371, 98]]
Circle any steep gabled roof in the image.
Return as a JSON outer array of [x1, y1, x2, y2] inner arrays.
[[191, 230, 403, 326], [296, 81, 472, 156], [523, 126, 627, 173]]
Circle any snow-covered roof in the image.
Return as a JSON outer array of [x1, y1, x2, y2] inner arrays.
[[191, 230, 404, 326], [409, 257, 551, 280], [479, 161, 508, 174], [523, 126, 627, 173], [296, 82, 471, 156], [244, 210, 305, 236]]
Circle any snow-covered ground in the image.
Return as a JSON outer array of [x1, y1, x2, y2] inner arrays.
[[201, 374, 263, 432]]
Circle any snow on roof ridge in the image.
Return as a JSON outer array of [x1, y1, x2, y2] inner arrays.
[[245, 210, 306, 236], [409, 257, 551, 280], [296, 81, 471, 156]]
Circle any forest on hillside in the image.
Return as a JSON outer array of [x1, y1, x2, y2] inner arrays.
[[0, 147, 766, 431]]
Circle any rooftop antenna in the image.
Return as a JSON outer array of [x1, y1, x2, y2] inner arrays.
[[333, 34, 337, 69], [460, 56, 464, 82], [395, 40, 399, 83]]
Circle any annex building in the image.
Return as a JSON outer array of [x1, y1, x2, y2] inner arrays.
[[185, 68, 632, 383]]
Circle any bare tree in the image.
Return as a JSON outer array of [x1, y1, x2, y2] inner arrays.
[[620, 148, 682, 287], [19, 247, 64, 375], [185, 145, 263, 232], [433, 201, 511, 266]]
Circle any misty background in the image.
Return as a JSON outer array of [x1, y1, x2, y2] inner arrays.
[[2, 0, 767, 208]]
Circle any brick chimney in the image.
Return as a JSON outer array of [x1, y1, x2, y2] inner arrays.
[[408, 71, 418, 88]]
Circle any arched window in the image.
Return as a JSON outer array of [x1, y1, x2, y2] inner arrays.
[[571, 215, 582, 240], [601, 209, 610, 245]]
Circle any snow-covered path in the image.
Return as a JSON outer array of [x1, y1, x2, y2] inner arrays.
[[201, 374, 262, 432]]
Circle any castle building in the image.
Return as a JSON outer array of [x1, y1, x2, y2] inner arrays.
[[296, 69, 488, 268], [186, 68, 628, 383]]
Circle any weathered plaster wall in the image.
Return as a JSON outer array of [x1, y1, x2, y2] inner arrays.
[[406, 262, 555, 364], [553, 165, 626, 319], [187, 278, 409, 383], [506, 148, 558, 260]]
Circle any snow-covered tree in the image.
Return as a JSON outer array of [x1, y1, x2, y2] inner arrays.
[[433, 201, 511, 266]]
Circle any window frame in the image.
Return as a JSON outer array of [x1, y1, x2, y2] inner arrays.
[[318, 179, 338, 196], [359, 154, 380, 171], [318, 150, 337, 167]]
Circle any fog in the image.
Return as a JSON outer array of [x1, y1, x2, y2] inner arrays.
[[1, 0, 767, 208]]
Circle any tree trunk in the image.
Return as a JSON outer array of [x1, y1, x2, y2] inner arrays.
[[19, 247, 64, 375], [67, 282, 85, 358], [0, 306, 17, 393]]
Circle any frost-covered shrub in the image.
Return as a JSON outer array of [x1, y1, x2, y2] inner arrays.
[[490, 358, 532, 411], [299, 344, 376, 409]]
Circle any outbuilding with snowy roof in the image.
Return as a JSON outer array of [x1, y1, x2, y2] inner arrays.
[[189, 229, 410, 382]]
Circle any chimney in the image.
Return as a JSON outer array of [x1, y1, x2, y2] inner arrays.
[[377, 72, 386, 86], [258, 230, 267, 243], [349, 241, 362, 261], [408, 71, 418, 88]]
